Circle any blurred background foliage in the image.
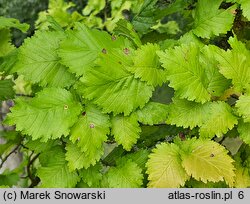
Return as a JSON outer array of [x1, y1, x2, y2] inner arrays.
[[1, 0, 250, 47], [0, 0, 197, 46], [0, 0, 48, 46]]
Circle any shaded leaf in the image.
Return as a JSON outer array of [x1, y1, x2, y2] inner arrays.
[[37, 146, 79, 187], [0, 29, 14, 57], [0, 172, 19, 187], [238, 120, 250, 145], [0, 79, 14, 102], [236, 95, 250, 122], [106, 158, 143, 188], [79, 163, 103, 187], [111, 114, 141, 151], [135, 102, 169, 125], [65, 142, 104, 170]]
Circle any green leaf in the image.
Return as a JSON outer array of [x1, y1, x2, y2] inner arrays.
[[113, 19, 142, 47], [102, 145, 125, 166], [228, 35, 250, 57], [192, 0, 236, 38], [178, 32, 204, 47], [0, 172, 19, 187], [0, 29, 14, 57], [238, 121, 250, 145], [199, 101, 238, 138], [181, 139, 235, 186], [236, 95, 250, 122], [37, 146, 79, 187], [65, 142, 104, 170], [0, 16, 29, 32], [80, 49, 153, 115], [158, 43, 211, 103], [239, 0, 250, 20], [167, 98, 211, 129], [132, 0, 158, 34], [0, 79, 14, 102], [127, 43, 167, 86], [138, 125, 182, 148], [124, 149, 150, 170], [104, 0, 134, 32], [35, 0, 76, 30], [16, 31, 75, 87], [111, 114, 141, 151], [185, 178, 227, 188], [146, 142, 189, 187], [0, 131, 21, 155], [59, 23, 128, 76], [0, 142, 15, 156], [134, 102, 169, 125], [6, 88, 82, 141], [25, 138, 59, 154], [82, 0, 105, 15], [0, 130, 19, 141], [132, 0, 188, 35], [0, 50, 18, 74], [79, 163, 103, 187], [215, 44, 250, 93], [152, 21, 180, 35], [167, 99, 238, 138], [200, 45, 231, 96], [70, 103, 110, 165], [234, 164, 250, 187], [106, 158, 143, 188], [156, 0, 190, 17]]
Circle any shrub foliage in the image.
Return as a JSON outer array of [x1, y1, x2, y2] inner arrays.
[[1, 0, 250, 188]]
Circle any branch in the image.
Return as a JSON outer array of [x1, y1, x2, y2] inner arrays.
[[0, 144, 21, 169]]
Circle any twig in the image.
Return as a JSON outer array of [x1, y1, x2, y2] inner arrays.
[[27, 153, 40, 188], [16, 94, 33, 98], [0, 144, 21, 169]]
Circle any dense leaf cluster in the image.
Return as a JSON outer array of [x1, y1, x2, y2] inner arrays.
[[1, 0, 250, 188]]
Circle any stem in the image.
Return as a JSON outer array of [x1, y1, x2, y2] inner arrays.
[[104, 0, 108, 22], [27, 153, 40, 188]]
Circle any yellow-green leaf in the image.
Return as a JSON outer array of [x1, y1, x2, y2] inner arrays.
[[146, 143, 189, 188], [181, 139, 235, 186]]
